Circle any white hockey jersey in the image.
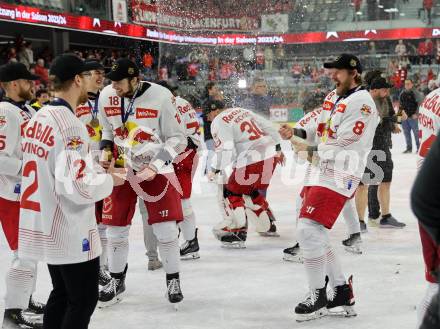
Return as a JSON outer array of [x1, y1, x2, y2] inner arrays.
[[98, 82, 187, 173], [75, 97, 102, 154], [18, 101, 113, 265], [0, 100, 35, 201], [176, 96, 201, 147], [303, 87, 378, 197], [211, 107, 281, 169], [417, 87, 440, 168]]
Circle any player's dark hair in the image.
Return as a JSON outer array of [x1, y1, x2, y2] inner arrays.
[[36, 89, 48, 98], [364, 70, 382, 88], [205, 82, 216, 98], [50, 75, 74, 92]]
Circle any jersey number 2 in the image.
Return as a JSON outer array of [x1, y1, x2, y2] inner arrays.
[[21, 161, 41, 212]]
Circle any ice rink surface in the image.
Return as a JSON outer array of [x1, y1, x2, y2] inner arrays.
[[0, 133, 426, 329]]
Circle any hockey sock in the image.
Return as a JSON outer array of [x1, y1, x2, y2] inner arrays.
[[158, 238, 180, 274], [111, 264, 127, 279], [342, 199, 361, 235], [166, 272, 179, 281], [5, 252, 37, 309], [297, 219, 327, 290], [179, 199, 196, 241], [107, 226, 130, 274], [325, 246, 346, 288], [98, 224, 108, 269]]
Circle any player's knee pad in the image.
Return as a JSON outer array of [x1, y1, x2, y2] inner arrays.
[[106, 225, 130, 241], [181, 198, 194, 217], [153, 221, 179, 243], [296, 218, 328, 258]]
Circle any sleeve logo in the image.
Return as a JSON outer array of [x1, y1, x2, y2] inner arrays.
[[66, 136, 84, 151], [0, 116, 6, 129]]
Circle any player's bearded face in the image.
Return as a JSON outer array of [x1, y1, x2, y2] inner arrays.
[[333, 69, 352, 96], [17, 79, 35, 101], [113, 78, 133, 98]]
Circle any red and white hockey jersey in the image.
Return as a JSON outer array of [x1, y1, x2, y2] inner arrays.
[[75, 97, 102, 153], [0, 100, 35, 201], [18, 101, 113, 265], [211, 107, 281, 169], [98, 82, 187, 173], [175, 96, 201, 147], [304, 87, 378, 197], [417, 87, 440, 168]]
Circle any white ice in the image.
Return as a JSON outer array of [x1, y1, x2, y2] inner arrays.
[[0, 133, 426, 329]]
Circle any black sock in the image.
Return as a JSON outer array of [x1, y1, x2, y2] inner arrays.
[[382, 213, 391, 220], [166, 272, 179, 281]]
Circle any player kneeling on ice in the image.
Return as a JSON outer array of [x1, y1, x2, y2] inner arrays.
[[285, 54, 378, 321], [206, 100, 284, 248]]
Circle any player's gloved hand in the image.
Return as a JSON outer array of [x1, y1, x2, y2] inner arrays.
[[275, 151, 286, 166], [279, 124, 293, 140], [137, 165, 157, 182], [108, 159, 127, 186]]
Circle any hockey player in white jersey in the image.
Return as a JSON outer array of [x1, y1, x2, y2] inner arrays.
[[18, 54, 117, 329], [280, 54, 378, 321], [73, 59, 113, 287], [281, 106, 363, 263], [414, 84, 440, 327], [207, 100, 284, 248], [97, 59, 187, 307], [157, 81, 201, 260], [0, 62, 44, 329]]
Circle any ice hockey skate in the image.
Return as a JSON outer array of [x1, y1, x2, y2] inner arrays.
[[258, 209, 280, 237], [166, 275, 184, 310], [98, 266, 127, 308], [327, 276, 357, 318], [99, 268, 112, 287], [283, 243, 303, 263], [294, 284, 328, 322], [180, 228, 200, 260], [342, 233, 362, 254], [2, 309, 43, 329], [219, 230, 247, 249]]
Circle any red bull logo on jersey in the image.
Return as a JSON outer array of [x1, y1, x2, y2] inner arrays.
[[0, 116, 6, 129], [133, 130, 155, 144], [66, 136, 84, 151], [136, 108, 158, 119], [86, 124, 97, 138]]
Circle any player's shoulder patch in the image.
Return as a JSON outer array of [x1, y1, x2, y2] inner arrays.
[[360, 104, 372, 116], [0, 115, 7, 130], [66, 136, 84, 151]]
